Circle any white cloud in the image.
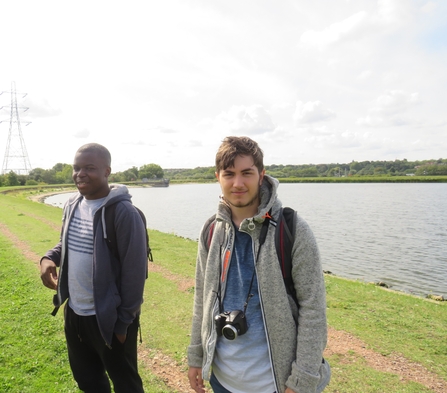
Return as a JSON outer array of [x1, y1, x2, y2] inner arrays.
[[215, 105, 276, 135], [20, 97, 62, 118], [357, 90, 420, 127], [294, 101, 336, 125], [0, 0, 446, 171], [377, 0, 414, 25], [300, 11, 369, 48], [74, 129, 90, 138]]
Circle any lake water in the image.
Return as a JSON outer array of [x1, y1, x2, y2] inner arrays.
[[45, 183, 447, 298]]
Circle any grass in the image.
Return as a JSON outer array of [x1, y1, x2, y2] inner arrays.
[[277, 175, 447, 183], [325, 275, 447, 377], [0, 191, 446, 392], [143, 271, 193, 364], [0, 235, 77, 392], [327, 352, 435, 393]]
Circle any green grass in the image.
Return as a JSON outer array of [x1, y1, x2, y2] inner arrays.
[[149, 230, 197, 279], [1, 191, 446, 392], [0, 235, 77, 392], [325, 275, 447, 377], [326, 352, 435, 393], [142, 271, 193, 364], [277, 175, 447, 183]]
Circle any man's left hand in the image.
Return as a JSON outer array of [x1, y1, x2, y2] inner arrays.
[[115, 333, 126, 344]]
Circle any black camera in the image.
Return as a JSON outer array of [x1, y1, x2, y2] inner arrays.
[[214, 310, 248, 340]]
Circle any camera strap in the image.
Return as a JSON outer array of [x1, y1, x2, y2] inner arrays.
[[216, 209, 272, 314], [243, 209, 272, 313]]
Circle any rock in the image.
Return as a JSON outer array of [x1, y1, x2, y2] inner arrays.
[[426, 294, 445, 301]]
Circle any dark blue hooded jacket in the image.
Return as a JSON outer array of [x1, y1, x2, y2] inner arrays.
[[42, 184, 147, 347]]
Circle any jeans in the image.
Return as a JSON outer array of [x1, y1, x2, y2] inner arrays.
[[210, 373, 232, 393], [209, 373, 277, 393]]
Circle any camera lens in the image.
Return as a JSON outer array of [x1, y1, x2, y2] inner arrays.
[[222, 325, 238, 340]]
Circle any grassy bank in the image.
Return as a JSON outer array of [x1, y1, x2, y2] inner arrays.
[[0, 191, 446, 392], [277, 175, 447, 183]]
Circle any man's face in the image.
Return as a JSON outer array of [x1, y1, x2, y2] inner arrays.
[[72, 151, 111, 200], [216, 154, 265, 210]]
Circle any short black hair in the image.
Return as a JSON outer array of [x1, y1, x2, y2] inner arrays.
[[76, 143, 111, 167]]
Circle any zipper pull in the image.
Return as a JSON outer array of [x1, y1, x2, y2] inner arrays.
[[248, 218, 255, 231]]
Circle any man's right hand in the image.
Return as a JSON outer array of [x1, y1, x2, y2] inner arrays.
[[188, 367, 206, 393], [40, 258, 58, 290]]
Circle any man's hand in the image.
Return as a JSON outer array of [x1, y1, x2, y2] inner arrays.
[[285, 388, 296, 393], [188, 366, 206, 393], [40, 258, 58, 290], [115, 333, 126, 344]]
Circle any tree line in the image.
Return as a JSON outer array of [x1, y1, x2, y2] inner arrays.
[[165, 158, 447, 180], [1, 158, 446, 187], [0, 163, 165, 187]]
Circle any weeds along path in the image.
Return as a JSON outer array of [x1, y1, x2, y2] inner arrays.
[[2, 220, 446, 393]]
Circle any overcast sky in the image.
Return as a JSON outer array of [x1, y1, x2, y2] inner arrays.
[[1, 0, 446, 173]]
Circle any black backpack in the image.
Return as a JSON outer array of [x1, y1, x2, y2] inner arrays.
[[104, 203, 153, 278], [205, 207, 297, 306]]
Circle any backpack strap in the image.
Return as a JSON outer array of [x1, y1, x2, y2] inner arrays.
[[203, 214, 218, 252], [134, 206, 153, 262], [275, 207, 298, 307], [105, 203, 119, 261], [104, 202, 151, 279]]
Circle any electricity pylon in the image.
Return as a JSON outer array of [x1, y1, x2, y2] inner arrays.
[[0, 81, 32, 175]]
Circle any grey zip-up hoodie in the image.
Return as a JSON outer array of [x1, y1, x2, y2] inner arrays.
[[42, 184, 147, 347], [187, 175, 330, 393]]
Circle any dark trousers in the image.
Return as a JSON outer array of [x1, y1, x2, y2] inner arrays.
[[64, 304, 144, 393]]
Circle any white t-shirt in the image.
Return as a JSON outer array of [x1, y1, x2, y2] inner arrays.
[[67, 197, 106, 316]]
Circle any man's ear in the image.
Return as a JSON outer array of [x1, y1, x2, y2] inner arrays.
[[105, 166, 111, 178], [259, 169, 265, 185]]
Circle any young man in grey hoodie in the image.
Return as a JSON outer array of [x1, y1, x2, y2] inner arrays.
[[40, 143, 147, 393], [188, 136, 330, 393]]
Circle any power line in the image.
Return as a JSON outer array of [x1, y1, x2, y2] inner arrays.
[[0, 81, 32, 175]]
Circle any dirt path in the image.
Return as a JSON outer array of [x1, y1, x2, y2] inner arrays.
[[1, 222, 446, 393]]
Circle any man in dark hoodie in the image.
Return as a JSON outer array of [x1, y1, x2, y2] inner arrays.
[[40, 143, 147, 393]]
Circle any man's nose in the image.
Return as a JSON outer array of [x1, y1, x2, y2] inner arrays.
[[233, 174, 244, 187]]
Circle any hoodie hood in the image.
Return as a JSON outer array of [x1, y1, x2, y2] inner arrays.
[[67, 183, 133, 243], [67, 183, 132, 207]]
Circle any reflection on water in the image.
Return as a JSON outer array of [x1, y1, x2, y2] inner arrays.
[[45, 183, 447, 297]]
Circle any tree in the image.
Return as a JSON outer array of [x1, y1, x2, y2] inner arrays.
[[350, 161, 362, 172], [122, 167, 139, 181], [55, 165, 73, 184], [6, 171, 19, 186], [139, 164, 164, 179], [28, 168, 47, 183], [52, 163, 66, 172]]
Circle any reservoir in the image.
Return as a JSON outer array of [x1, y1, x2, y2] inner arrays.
[[45, 182, 447, 298]]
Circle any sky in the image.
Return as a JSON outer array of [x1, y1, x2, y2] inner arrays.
[[0, 0, 446, 173]]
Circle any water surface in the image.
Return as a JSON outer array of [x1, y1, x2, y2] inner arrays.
[[45, 183, 447, 297]]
